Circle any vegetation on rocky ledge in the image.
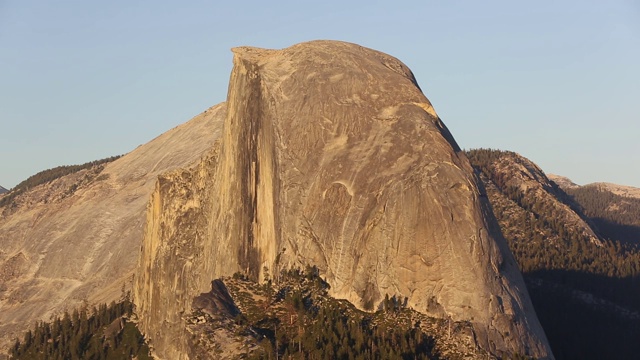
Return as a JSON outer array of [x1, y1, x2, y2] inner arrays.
[[186, 265, 501, 359]]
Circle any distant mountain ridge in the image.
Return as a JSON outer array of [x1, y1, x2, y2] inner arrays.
[[548, 174, 640, 199], [582, 182, 640, 199], [549, 174, 640, 246], [586, 182, 640, 200], [0, 186, 7, 195], [467, 149, 640, 359]]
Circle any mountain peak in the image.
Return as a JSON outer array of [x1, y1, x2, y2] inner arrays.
[[133, 42, 551, 359], [548, 174, 579, 189]]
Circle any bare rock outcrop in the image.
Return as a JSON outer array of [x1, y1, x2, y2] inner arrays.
[[0, 104, 225, 355], [135, 41, 552, 359], [548, 174, 579, 189]]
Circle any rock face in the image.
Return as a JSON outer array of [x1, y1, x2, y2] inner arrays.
[[134, 41, 552, 359], [0, 104, 225, 355]]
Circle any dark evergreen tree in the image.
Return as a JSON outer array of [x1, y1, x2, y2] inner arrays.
[[8, 299, 150, 360]]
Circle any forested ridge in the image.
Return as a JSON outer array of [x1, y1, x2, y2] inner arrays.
[[0, 155, 121, 208], [568, 186, 640, 226], [466, 148, 640, 360], [563, 185, 640, 244]]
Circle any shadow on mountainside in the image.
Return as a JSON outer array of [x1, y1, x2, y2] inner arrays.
[[525, 270, 640, 360], [590, 217, 640, 245], [526, 269, 640, 313]]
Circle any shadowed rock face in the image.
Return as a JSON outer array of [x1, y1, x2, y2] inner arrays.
[[192, 280, 239, 319], [134, 41, 552, 359]]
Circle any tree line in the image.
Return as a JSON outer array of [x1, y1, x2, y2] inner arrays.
[[231, 266, 438, 360], [0, 155, 121, 208], [8, 297, 150, 360]]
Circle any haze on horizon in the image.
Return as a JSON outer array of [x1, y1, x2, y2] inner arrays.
[[1, 0, 639, 189]]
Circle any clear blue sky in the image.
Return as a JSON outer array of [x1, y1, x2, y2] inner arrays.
[[1, 1, 639, 189]]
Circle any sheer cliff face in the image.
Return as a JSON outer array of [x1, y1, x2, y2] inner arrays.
[[135, 41, 552, 359], [0, 104, 225, 355]]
